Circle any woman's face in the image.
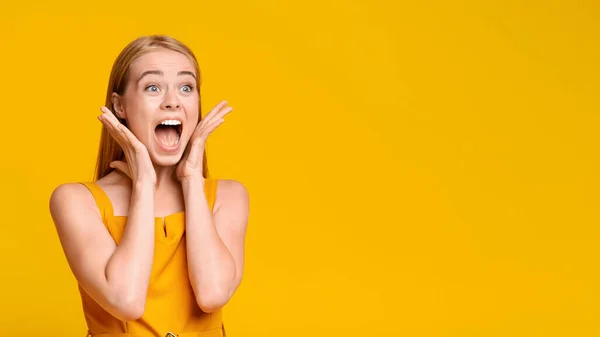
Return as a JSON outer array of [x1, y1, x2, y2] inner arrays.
[[115, 48, 199, 167]]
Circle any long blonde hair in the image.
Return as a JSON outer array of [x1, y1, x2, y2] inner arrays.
[[94, 35, 208, 181]]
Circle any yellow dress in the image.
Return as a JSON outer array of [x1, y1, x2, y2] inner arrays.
[[78, 179, 226, 337]]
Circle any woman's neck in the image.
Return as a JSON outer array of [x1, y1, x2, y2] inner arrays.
[[153, 164, 180, 193]]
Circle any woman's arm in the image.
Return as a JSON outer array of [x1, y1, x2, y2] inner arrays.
[[183, 178, 249, 313], [49, 180, 155, 321]]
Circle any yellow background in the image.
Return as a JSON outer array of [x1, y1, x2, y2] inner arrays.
[[0, 0, 598, 336]]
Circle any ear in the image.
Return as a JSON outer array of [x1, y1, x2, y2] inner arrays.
[[111, 92, 126, 119]]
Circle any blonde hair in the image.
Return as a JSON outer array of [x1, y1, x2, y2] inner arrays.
[[94, 35, 208, 181]]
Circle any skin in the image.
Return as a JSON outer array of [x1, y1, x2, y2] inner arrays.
[[49, 49, 249, 321]]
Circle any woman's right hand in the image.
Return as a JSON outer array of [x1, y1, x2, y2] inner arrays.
[[98, 106, 157, 187]]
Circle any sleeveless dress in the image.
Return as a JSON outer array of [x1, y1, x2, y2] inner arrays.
[[78, 179, 226, 337]]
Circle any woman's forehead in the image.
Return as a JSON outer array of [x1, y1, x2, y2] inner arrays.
[[130, 49, 196, 77]]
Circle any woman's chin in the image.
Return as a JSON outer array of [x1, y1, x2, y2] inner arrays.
[[149, 151, 183, 168]]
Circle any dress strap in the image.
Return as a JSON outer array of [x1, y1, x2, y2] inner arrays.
[[79, 182, 115, 222], [78, 180, 215, 219]]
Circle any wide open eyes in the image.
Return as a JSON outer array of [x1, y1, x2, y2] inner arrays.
[[144, 84, 194, 94]]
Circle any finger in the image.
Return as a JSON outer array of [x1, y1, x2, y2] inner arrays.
[[99, 107, 127, 145], [197, 118, 225, 141], [213, 106, 233, 121], [100, 106, 124, 127], [116, 123, 146, 153], [109, 161, 132, 179], [99, 107, 144, 152], [190, 117, 224, 145], [183, 116, 224, 167], [201, 100, 230, 122], [102, 122, 133, 165], [98, 107, 142, 148], [99, 116, 127, 151], [203, 105, 232, 126], [205, 116, 226, 132], [193, 106, 231, 139]]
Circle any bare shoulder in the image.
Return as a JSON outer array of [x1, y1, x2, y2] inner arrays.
[[213, 179, 249, 220], [49, 182, 99, 223], [215, 179, 248, 199]]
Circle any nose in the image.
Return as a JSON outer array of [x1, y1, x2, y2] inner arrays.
[[160, 90, 181, 110]]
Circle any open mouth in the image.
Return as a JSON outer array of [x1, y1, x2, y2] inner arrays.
[[154, 119, 183, 148]]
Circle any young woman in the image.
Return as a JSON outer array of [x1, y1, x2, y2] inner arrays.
[[49, 35, 249, 337]]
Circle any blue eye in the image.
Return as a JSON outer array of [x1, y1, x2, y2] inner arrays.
[[146, 85, 159, 92], [181, 84, 193, 92]]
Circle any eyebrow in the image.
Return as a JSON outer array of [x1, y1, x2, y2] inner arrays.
[[178, 70, 197, 80], [137, 70, 197, 84]]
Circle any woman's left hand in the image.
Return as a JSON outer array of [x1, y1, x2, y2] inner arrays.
[[176, 100, 233, 183]]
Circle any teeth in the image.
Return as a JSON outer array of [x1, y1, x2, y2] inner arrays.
[[160, 119, 181, 126]]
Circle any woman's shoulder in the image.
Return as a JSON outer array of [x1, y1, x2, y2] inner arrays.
[[214, 178, 248, 198], [49, 172, 123, 218], [49, 181, 101, 224], [50, 179, 98, 204], [213, 178, 249, 213]]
